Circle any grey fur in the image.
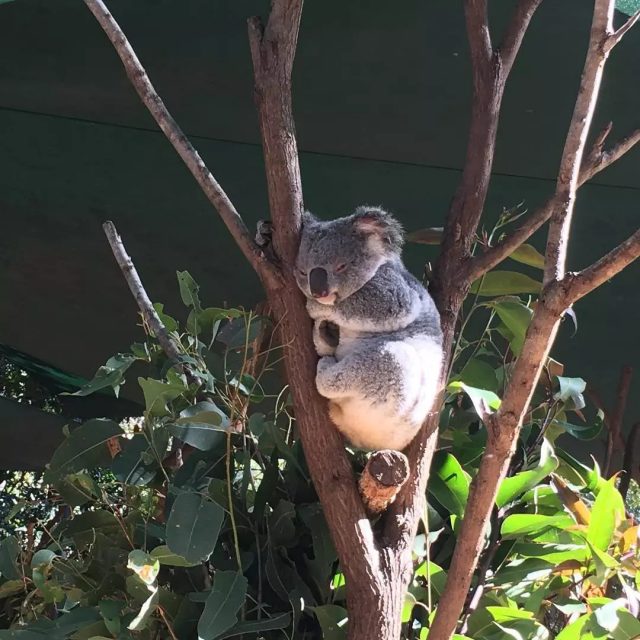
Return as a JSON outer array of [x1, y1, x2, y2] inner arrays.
[[295, 206, 444, 451]]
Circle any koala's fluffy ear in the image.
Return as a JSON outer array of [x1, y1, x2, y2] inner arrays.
[[301, 210, 318, 228], [351, 206, 404, 252]]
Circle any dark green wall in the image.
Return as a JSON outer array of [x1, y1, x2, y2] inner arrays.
[[0, 1, 638, 447]]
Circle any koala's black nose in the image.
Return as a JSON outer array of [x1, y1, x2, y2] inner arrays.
[[309, 267, 329, 297]]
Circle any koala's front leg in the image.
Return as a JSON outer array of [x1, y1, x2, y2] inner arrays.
[[313, 320, 339, 357], [316, 356, 352, 399]]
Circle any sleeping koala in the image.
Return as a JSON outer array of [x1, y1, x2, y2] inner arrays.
[[294, 206, 443, 451]]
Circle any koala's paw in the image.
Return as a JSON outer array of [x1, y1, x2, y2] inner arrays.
[[317, 355, 337, 375], [255, 219, 273, 247]]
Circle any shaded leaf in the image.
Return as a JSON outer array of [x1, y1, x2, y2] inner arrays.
[[447, 381, 501, 418], [489, 298, 533, 356], [197, 571, 247, 640], [71, 353, 135, 398], [406, 227, 444, 245], [0, 536, 21, 580], [166, 492, 224, 564], [218, 612, 292, 639], [150, 545, 199, 568], [312, 605, 348, 640], [45, 419, 122, 483], [177, 270, 202, 313], [138, 377, 185, 417]]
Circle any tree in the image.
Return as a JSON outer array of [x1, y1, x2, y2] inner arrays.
[[74, 0, 640, 638]]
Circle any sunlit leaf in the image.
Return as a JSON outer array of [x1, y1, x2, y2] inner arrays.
[[587, 478, 625, 551], [508, 243, 545, 269], [470, 271, 541, 296], [497, 439, 558, 507], [429, 452, 470, 517]]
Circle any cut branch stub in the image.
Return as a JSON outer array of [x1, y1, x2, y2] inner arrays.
[[359, 450, 410, 516]]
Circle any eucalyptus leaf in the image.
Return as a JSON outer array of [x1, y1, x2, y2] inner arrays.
[[218, 612, 292, 639], [587, 478, 625, 551], [312, 604, 348, 640], [508, 243, 546, 269], [428, 451, 470, 517], [166, 492, 224, 564], [177, 270, 202, 313], [197, 571, 247, 640], [470, 271, 541, 296]]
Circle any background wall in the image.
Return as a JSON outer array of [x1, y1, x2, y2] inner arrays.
[[0, 1, 638, 443]]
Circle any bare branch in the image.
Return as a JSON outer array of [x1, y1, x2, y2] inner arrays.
[[605, 8, 640, 51], [464, 0, 492, 70], [543, 0, 615, 285], [83, 0, 281, 289], [605, 365, 633, 476], [462, 126, 640, 283], [499, 0, 544, 75], [561, 227, 640, 304], [619, 422, 640, 500], [103, 220, 182, 364]]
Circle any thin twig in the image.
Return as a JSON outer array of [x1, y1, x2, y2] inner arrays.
[[605, 8, 640, 51], [83, 0, 281, 289], [560, 228, 640, 304], [103, 221, 182, 364], [462, 125, 640, 284], [619, 422, 640, 500], [604, 365, 633, 476]]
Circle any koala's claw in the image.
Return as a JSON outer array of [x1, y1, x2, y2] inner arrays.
[[319, 320, 340, 349], [255, 219, 273, 247]]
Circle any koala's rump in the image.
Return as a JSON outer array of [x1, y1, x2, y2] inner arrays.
[[330, 334, 442, 451]]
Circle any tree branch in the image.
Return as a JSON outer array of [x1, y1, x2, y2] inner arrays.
[[543, 0, 615, 286], [461, 126, 640, 283], [464, 0, 492, 70], [560, 227, 640, 304], [83, 0, 281, 290], [619, 422, 640, 500], [605, 8, 640, 51], [605, 365, 633, 476], [427, 2, 635, 638], [498, 0, 543, 75], [103, 220, 182, 364], [247, 2, 386, 627]]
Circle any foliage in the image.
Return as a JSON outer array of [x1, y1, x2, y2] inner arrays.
[[1, 252, 638, 639]]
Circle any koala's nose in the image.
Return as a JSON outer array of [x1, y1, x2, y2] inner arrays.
[[309, 267, 329, 297]]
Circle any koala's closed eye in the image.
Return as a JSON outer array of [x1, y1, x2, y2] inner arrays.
[[335, 263, 347, 273]]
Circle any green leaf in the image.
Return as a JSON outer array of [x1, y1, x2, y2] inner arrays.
[[63, 510, 123, 550], [447, 381, 501, 418], [127, 550, 160, 585], [497, 439, 558, 507], [197, 571, 248, 640], [554, 376, 586, 410], [217, 612, 292, 639], [168, 401, 231, 450], [0, 536, 21, 580], [489, 298, 533, 356], [187, 307, 241, 338], [508, 243, 546, 269], [501, 514, 575, 538], [166, 492, 224, 564], [455, 358, 498, 392], [177, 270, 202, 313], [150, 545, 199, 568], [153, 302, 179, 333], [98, 599, 124, 636], [138, 377, 186, 417], [45, 419, 122, 483], [217, 316, 265, 350], [470, 271, 541, 296], [428, 451, 470, 517], [128, 585, 159, 631], [71, 353, 135, 398], [406, 227, 444, 245], [587, 478, 625, 551], [312, 605, 348, 640], [0, 580, 24, 598]]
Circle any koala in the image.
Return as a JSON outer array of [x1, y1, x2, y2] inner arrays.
[[294, 206, 443, 451]]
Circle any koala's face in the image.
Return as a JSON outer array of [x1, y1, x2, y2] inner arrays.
[[294, 207, 403, 305]]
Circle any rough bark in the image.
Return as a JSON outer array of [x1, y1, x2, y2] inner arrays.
[[359, 450, 410, 516]]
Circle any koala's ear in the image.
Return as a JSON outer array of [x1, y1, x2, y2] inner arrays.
[[351, 206, 404, 252], [301, 210, 318, 228]]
